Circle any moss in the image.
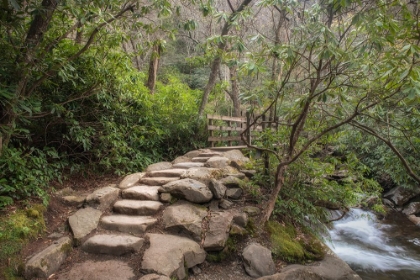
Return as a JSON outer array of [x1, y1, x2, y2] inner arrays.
[[60, 242, 72, 254], [266, 221, 325, 263], [0, 203, 46, 279], [245, 217, 258, 237]]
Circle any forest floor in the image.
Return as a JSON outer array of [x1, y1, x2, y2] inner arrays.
[[18, 173, 287, 280]]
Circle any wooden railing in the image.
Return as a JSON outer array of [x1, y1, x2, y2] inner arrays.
[[207, 113, 276, 147]]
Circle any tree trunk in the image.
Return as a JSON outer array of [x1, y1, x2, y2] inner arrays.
[[75, 21, 83, 44], [261, 162, 288, 223], [198, 0, 253, 117], [0, 0, 58, 147], [146, 43, 161, 94], [228, 65, 241, 117]]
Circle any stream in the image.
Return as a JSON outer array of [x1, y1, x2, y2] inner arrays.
[[327, 208, 420, 280]]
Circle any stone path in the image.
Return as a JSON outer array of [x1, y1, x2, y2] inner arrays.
[[24, 149, 259, 279], [24, 149, 361, 280]]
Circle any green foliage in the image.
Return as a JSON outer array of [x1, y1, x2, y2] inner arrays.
[[266, 221, 325, 263], [0, 204, 46, 279]]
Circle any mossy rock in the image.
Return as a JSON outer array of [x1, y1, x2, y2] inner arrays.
[[266, 221, 326, 263]]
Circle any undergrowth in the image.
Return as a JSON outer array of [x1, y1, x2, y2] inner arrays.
[[0, 204, 46, 279]]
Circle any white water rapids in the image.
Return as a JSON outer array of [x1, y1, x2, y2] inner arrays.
[[327, 208, 420, 280]]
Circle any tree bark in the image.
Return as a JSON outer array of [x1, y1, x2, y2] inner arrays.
[[198, 0, 253, 117], [228, 65, 241, 117], [146, 43, 162, 94]]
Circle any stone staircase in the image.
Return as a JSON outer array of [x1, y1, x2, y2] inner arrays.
[[24, 149, 265, 280]]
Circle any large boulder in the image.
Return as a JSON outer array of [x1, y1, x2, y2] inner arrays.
[[85, 185, 120, 211], [162, 179, 213, 203], [402, 202, 420, 216], [208, 179, 227, 200], [383, 186, 420, 206], [181, 167, 222, 184], [139, 274, 171, 280], [163, 201, 207, 241], [119, 172, 145, 189], [25, 236, 72, 279], [68, 207, 102, 245], [223, 150, 250, 168], [205, 156, 231, 168], [242, 243, 276, 278], [57, 260, 135, 280], [257, 252, 361, 280], [141, 234, 206, 279], [146, 162, 173, 172], [203, 211, 234, 251]]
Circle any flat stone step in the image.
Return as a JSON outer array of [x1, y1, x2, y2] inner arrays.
[[82, 234, 144, 256], [140, 177, 180, 186], [147, 169, 186, 178], [197, 152, 222, 157], [192, 157, 210, 163], [172, 162, 205, 169], [100, 215, 157, 234], [113, 200, 163, 215], [122, 186, 161, 201]]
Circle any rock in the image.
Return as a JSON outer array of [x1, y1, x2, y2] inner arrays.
[[209, 200, 219, 211], [192, 157, 211, 163], [223, 150, 250, 168], [140, 177, 180, 186], [203, 211, 234, 251], [219, 199, 234, 209], [172, 156, 192, 164], [113, 200, 163, 215], [119, 172, 146, 189], [230, 224, 248, 236], [198, 151, 223, 157], [25, 236, 72, 279], [204, 156, 231, 168], [100, 215, 157, 234], [383, 198, 394, 208], [408, 214, 420, 226], [209, 179, 227, 199], [122, 186, 161, 201], [233, 212, 248, 227], [226, 188, 243, 199], [61, 195, 86, 207], [147, 169, 187, 178], [225, 172, 246, 179], [160, 193, 172, 203], [184, 150, 205, 158], [68, 207, 102, 245], [57, 260, 135, 280], [163, 201, 207, 241], [85, 186, 120, 211], [55, 187, 74, 196], [191, 266, 202, 275], [181, 167, 222, 183], [243, 206, 261, 217], [325, 209, 345, 222], [242, 243, 276, 277], [257, 252, 362, 280], [173, 162, 205, 169], [219, 176, 244, 188], [162, 179, 213, 203], [402, 202, 420, 216], [146, 162, 173, 172], [141, 234, 206, 279], [241, 169, 256, 178], [139, 274, 171, 280], [82, 234, 144, 256], [383, 186, 420, 206]]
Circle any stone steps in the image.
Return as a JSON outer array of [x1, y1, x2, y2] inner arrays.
[[113, 200, 163, 215], [192, 157, 210, 163], [121, 185, 161, 201], [82, 234, 144, 256], [100, 215, 158, 234], [140, 176, 180, 186], [146, 168, 186, 177], [172, 162, 204, 169]]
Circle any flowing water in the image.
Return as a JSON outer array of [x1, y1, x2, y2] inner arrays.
[[327, 208, 420, 280]]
